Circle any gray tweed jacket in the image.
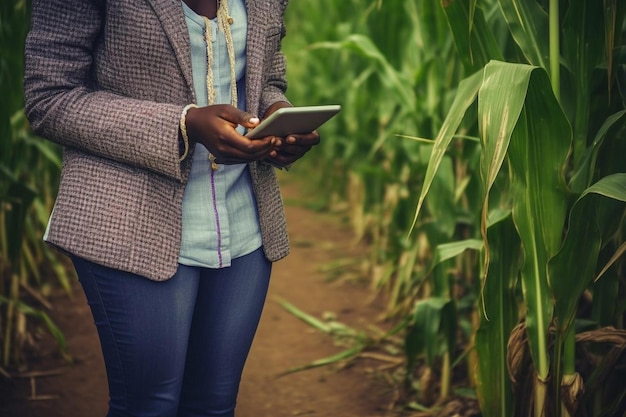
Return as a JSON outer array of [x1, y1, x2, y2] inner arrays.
[[24, 0, 291, 281]]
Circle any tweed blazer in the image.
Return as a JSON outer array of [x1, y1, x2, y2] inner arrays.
[[24, 0, 291, 281]]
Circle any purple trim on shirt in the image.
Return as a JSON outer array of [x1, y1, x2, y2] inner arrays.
[[210, 168, 224, 268]]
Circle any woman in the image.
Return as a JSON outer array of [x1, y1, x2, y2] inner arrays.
[[24, 0, 319, 416]]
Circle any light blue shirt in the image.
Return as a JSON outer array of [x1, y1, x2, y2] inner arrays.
[[179, 0, 262, 268]]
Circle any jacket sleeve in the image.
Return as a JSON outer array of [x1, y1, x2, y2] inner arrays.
[[24, 0, 189, 182], [258, 0, 291, 115]]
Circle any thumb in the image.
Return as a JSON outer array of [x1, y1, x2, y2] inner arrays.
[[237, 111, 260, 129]]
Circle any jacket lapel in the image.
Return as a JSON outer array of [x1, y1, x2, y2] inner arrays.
[[145, 0, 266, 108], [146, 0, 196, 102]]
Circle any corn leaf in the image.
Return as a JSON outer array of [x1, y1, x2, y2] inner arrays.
[[425, 156, 459, 238], [549, 174, 626, 334], [496, 0, 550, 71], [569, 110, 626, 193], [441, 0, 504, 73], [405, 297, 456, 368], [0, 165, 38, 264], [277, 299, 332, 333], [477, 61, 532, 247], [280, 345, 364, 376], [475, 212, 519, 417], [432, 239, 483, 266], [595, 240, 626, 284], [562, 0, 606, 166], [310, 34, 415, 111], [411, 57, 573, 391], [0, 295, 67, 359], [410, 70, 482, 233], [481, 61, 571, 383]]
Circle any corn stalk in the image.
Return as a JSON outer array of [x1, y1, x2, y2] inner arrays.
[[413, 1, 626, 416]]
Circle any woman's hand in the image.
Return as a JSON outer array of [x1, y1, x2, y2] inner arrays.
[[184, 104, 278, 164], [262, 102, 321, 167]]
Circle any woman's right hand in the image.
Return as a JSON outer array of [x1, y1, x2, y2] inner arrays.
[[184, 104, 278, 164]]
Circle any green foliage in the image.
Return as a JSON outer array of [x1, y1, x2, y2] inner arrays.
[[284, 0, 471, 319], [0, 0, 70, 369], [412, 1, 626, 416], [285, 0, 626, 416]]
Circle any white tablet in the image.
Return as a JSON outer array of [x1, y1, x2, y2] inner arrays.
[[245, 105, 341, 139]]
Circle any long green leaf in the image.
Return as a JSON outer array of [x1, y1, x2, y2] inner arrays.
[[595, 239, 626, 284], [311, 34, 415, 111], [497, 0, 550, 70], [569, 110, 626, 193], [549, 174, 626, 334], [475, 212, 519, 417], [280, 345, 364, 376], [481, 61, 571, 386], [277, 299, 331, 333], [562, 0, 606, 166], [478, 61, 532, 251], [441, 0, 504, 73], [410, 70, 482, 232], [432, 239, 483, 265]]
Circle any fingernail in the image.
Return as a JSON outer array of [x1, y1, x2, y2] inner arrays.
[[249, 117, 260, 124], [287, 136, 296, 144]]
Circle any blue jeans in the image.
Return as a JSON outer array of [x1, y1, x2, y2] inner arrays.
[[72, 248, 271, 417]]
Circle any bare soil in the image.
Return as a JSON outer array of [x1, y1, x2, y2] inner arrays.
[[0, 173, 397, 417]]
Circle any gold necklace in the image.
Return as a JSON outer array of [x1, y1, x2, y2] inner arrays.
[[203, 0, 236, 170]]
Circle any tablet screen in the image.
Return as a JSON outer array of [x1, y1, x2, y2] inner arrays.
[[246, 105, 341, 139]]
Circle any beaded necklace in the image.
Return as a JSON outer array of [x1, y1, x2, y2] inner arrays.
[[202, 0, 236, 170]]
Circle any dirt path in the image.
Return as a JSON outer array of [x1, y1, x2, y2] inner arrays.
[[0, 173, 395, 417]]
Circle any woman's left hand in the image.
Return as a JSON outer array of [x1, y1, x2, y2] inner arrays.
[[261, 102, 321, 167]]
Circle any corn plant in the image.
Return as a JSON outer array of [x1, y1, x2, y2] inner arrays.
[[413, 1, 626, 416], [278, 1, 626, 415], [283, 0, 483, 410], [284, 0, 473, 318], [0, 0, 69, 369]]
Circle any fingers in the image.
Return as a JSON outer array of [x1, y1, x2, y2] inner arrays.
[[212, 135, 277, 165], [185, 104, 273, 164], [183, 104, 321, 166], [209, 123, 277, 164], [212, 104, 260, 129], [288, 131, 321, 146], [265, 130, 320, 166], [278, 131, 320, 154]]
